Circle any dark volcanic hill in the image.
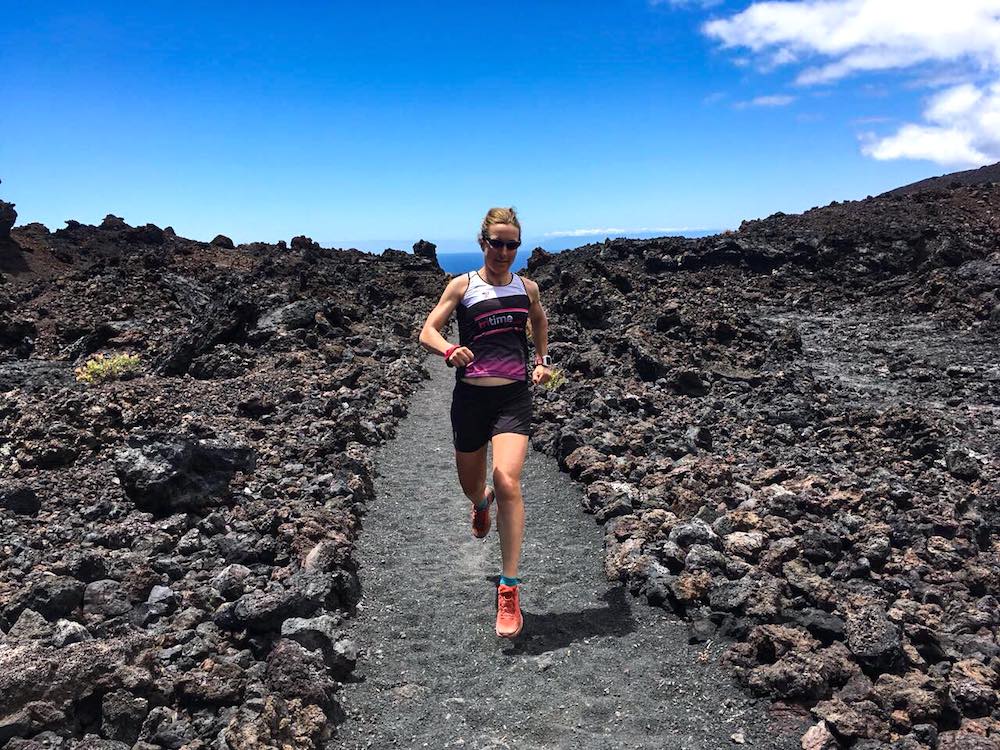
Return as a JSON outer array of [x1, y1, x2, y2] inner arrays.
[[1, 164, 998, 750], [880, 160, 1000, 198]]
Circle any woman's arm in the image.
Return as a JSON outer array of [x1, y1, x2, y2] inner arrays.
[[524, 278, 551, 384], [419, 275, 474, 367]]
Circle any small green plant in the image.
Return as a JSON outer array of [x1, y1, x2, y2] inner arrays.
[[75, 352, 142, 384], [541, 367, 567, 391]]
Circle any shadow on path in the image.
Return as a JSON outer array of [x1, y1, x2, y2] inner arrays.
[[487, 579, 637, 655]]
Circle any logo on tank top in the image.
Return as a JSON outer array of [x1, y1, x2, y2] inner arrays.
[[479, 313, 515, 329]]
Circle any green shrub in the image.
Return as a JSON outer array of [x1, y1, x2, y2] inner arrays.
[[541, 367, 567, 391], [75, 353, 142, 384]]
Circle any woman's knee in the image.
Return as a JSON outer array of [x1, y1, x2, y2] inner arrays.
[[492, 468, 521, 500]]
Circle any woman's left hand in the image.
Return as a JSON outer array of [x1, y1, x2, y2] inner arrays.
[[532, 365, 552, 385]]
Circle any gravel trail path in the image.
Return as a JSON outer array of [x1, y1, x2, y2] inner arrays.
[[334, 362, 806, 750]]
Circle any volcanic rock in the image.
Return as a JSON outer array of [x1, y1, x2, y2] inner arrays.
[[101, 690, 149, 743], [0, 200, 16, 239], [265, 639, 338, 710], [290, 235, 320, 251], [845, 604, 904, 674], [0, 483, 41, 515], [113, 437, 255, 513], [412, 239, 439, 267], [211, 234, 235, 249], [946, 448, 981, 480]]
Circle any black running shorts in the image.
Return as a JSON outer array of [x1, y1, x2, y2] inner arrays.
[[450, 380, 533, 453]]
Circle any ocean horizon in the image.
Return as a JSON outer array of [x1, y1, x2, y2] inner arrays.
[[436, 252, 528, 275], [327, 229, 720, 261]]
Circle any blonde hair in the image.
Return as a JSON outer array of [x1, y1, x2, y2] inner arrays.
[[480, 207, 521, 241]]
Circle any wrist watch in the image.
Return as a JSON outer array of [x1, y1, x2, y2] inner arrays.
[[535, 354, 552, 367]]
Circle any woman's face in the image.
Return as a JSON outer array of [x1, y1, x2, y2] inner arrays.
[[480, 223, 521, 274]]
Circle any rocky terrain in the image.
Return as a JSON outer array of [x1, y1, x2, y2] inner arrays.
[[0, 163, 997, 749], [526, 175, 999, 748], [0, 208, 443, 747]]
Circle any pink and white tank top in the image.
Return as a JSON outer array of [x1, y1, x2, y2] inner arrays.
[[455, 271, 530, 382]]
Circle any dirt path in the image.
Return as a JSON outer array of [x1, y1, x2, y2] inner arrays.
[[333, 362, 806, 750]]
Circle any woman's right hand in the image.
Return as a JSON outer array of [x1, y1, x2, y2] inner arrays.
[[447, 346, 475, 367]]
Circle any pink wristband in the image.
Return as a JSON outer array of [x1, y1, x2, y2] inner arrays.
[[443, 344, 459, 362]]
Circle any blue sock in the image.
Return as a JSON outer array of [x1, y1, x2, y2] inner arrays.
[[499, 575, 520, 587], [475, 489, 492, 510]]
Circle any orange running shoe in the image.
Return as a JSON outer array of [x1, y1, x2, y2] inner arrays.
[[471, 487, 494, 539], [496, 583, 523, 638]]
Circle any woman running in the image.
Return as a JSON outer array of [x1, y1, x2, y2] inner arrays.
[[419, 207, 552, 638]]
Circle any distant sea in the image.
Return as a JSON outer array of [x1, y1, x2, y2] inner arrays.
[[339, 230, 722, 275], [431, 230, 720, 275], [437, 252, 527, 275]]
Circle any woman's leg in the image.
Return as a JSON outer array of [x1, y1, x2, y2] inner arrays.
[[455, 444, 489, 505], [491, 432, 529, 579]]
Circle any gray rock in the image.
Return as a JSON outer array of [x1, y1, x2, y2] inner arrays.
[[265, 639, 338, 708], [101, 690, 148, 743], [855, 535, 891, 569], [684, 544, 728, 574], [83, 579, 131, 618], [214, 586, 312, 632], [59, 549, 109, 583], [100, 214, 128, 230], [328, 637, 359, 680], [114, 437, 255, 513], [133, 584, 179, 625], [723, 531, 767, 560], [210, 234, 235, 249], [709, 578, 755, 613], [0, 200, 16, 240], [257, 300, 320, 333], [669, 368, 709, 396], [668, 518, 720, 549], [845, 604, 903, 672], [945, 448, 980, 480], [7, 609, 54, 641], [175, 660, 245, 706], [0, 484, 40, 515], [212, 564, 252, 600], [214, 532, 276, 565], [52, 619, 92, 647], [281, 614, 341, 653], [290, 235, 320, 251], [281, 615, 358, 682], [147, 585, 178, 609], [29, 576, 85, 620], [685, 425, 713, 451], [412, 239, 439, 267]]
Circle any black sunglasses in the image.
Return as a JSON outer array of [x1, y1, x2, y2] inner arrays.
[[484, 237, 521, 251]]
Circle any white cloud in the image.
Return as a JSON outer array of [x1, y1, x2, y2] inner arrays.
[[651, 0, 723, 8], [543, 227, 702, 237], [703, 1, 1000, 84], [862, 81, 1000, 165], [703, 0, 1000, 165], [852, 115, 894, 124], [738, 94, 797, 107]]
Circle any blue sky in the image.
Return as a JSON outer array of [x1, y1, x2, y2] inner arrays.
[[2, 1, 998, 252]]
